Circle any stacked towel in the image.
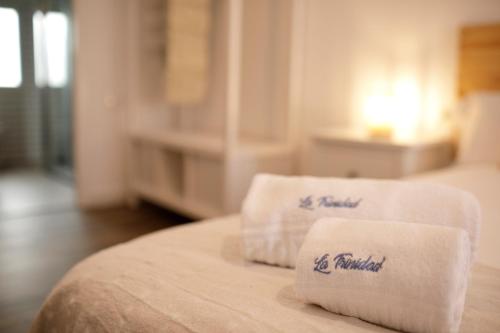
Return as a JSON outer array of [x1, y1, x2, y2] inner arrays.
[[295, 217, 470, 333], [241, 174, 481, 268]]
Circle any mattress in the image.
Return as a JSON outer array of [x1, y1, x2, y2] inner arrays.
[[32, 165, 500, 332]]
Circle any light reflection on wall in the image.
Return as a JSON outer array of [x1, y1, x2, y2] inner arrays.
[[357, 57, 446, 141], [361, 75, 421, 141]]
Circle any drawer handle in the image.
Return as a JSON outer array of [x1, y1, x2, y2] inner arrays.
[[346, 170, 359, 178]]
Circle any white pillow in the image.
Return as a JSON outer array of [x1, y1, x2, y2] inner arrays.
[[458, 93, 500, 164]]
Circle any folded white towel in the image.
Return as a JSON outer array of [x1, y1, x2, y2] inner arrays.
[[295, 218, 470, 333], [241, 174, 481, 267]]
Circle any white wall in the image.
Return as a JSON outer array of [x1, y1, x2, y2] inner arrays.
[[73, 0, 500, 206], [298, 0, 500, 141], [74, 0, 128, 207], [239, 0, 292, 141]]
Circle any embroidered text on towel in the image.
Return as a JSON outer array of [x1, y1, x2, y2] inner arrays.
[[299, 195, 362, 210], [313, 253, 386, 274], [314, 254, 331, 274]]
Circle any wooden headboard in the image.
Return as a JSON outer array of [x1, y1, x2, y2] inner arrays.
[[458, 23, 500, 97]]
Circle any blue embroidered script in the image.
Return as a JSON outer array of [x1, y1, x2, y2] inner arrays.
[[313, 252, 386, 274], [299, 195, 314, 210], [313, 254, 331, 274], [299, 195, 362, 210]]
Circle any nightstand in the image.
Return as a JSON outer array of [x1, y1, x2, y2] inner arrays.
[[307, 128, 454, 179]]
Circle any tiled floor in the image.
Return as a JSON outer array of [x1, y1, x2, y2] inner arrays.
[[0, 169, 191, 333], [0, 169, 75, 220]]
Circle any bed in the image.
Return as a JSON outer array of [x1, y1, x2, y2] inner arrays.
[[30, 107, 500, 333], [411, 163, 500, 269], [32, 24, 500, 332], [31, 195, 500, 333]]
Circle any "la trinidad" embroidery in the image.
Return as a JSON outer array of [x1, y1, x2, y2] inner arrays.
[[299, 195, 362, 210], [313, 253, 386, 275]]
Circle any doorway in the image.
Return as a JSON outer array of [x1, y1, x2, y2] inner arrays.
[[34, 0, 73, 177], [0, 0, 74, 215], [0, 0, 73, 176]]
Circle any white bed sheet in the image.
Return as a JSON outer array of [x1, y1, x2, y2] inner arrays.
[[33, 220, 500, 332], [32, 164, 500, 332], [410, 163, 500, 269]]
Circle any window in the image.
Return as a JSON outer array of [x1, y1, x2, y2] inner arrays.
[[32, 11, 45, 87], [0, 7, 22, 88], [33, 11, 69, 88]]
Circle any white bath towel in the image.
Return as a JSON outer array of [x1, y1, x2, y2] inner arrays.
[[241, 174, 481, 268], [295, 218, 471, 333]]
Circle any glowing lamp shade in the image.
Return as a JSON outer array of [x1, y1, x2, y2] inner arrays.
[[0, 8, 22, 88], [391, 77, 420, 140], [363, 95, 394, 139], [363, 76, 421, 140]]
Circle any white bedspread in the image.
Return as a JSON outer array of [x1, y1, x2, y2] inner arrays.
[[32, 214, 500, 332], [410, 163, 500, 269]]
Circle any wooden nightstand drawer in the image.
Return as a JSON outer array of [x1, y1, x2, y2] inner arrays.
[[310, 143, 404, 178], [308, 129, 454, 179]]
